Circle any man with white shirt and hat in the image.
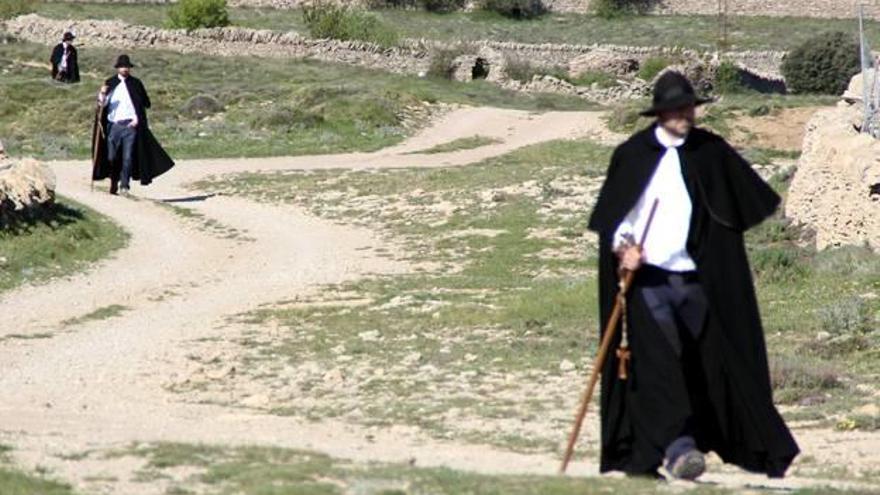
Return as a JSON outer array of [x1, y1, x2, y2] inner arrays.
[[586, 71, 799, 481], [92, 54, 173, 196]]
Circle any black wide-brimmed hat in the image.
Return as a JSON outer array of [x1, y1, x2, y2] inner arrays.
[[640, 71, 713, 117], [114, 54, 135, 68], [62, 31, 75, 41]]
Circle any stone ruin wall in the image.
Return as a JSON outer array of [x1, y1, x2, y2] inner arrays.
[[651, 0, 880, 21], [2, 14, 787, 82], [41, 0, 880, 18]]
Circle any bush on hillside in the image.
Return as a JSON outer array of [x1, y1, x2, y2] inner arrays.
[[167, 0, 230, 29], [504, 55, 569, 83], [427, 45, 473, 79], [420, 0, 467, 13], [479, 0, 546, 20], [714, 61, 748, 93], [0, 0, 35, 20], [367, 0, 465, 12], [592, 0, 653, 19], [782, 31, 860, 95], [303, 2, 399, 47], [637, 56, 674, 81]]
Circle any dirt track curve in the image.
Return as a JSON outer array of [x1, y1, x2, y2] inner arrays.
[[0, 107, 877, 494]]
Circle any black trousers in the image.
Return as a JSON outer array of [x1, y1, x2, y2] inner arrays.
[[624, 264, 714, 473]]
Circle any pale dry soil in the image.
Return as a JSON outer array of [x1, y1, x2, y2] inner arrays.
[[0, 106, 876, 494]]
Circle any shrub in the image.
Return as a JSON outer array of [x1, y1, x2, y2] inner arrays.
[[365, 0, 418, 8], [637, 56, 674, 81], [818, 296, 873, 336], [367, 0, 464, 11], [769, 354, 842, 404], [0, 0, 35, 20], [714, 61, 748, 94], [420, 0, 466, 13], [749, 246, 809, 283], [167, 0, 230, 29], [605, 101, 651, 133], [303, 2, 399, 47], [427, 45, 472, 80], [479, 0, 546, 20], [504, 56, 568, 83], [592, 0, 652, 19], [180, 94, 224, 119], [781, 31, 860, 95], [570, 70, 618, 88], [250, 106, 325, 130]]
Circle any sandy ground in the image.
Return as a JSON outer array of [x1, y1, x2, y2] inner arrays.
[[0, 107, 877, 494]]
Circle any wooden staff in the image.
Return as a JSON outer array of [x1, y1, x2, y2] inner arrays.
[[90, 98, 106, 193], [559, 198, 659, 474]]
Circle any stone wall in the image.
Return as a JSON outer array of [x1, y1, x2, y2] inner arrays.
[[1, 14, 786, 102], [652, 0, 880, 21], [2, 15, 786, 78], [42, 0, 880, 18]]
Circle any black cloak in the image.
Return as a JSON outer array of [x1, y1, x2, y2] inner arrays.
[[587, 124, 799, 477], [92, 75, 174, 186], [50, 43, 80, 83]]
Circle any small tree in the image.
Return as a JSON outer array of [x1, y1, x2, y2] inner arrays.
[[167, 0, 231, 30], [782, 31, 860, 95]]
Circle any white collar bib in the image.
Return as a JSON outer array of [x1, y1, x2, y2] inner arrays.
[[655, 125, 687, 149]]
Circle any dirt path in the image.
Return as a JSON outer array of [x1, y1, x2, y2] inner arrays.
[[0, 107, 876, 494]]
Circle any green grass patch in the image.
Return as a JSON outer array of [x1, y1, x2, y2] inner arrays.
[[0, 197, 128, 294], [61, 304, 129, 327], [0, 468, 77, 495], [407, 135, 502, 154], [112, 442, 736, 494], [32, 3, 880, 51], [0, 41, 593, 160]]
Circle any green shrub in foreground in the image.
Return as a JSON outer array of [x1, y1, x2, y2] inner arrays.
[[782, 31, 859, 95], [167, 0, 230, 30], [303, 2, 399, 47]]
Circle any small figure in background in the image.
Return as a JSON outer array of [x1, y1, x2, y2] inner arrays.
[[50, 32, 80, 84]]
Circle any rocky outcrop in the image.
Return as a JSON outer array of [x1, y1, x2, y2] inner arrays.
[[785, 75, 880, 250], [0, 142, 57, 227]]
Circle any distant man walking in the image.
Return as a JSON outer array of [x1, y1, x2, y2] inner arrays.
[[587, 71, 799, 480], [92, 54, 174, 195], [50, 32, 80, 83]]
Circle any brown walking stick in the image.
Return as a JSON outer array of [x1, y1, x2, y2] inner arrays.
[[559, 198, 659, 474]]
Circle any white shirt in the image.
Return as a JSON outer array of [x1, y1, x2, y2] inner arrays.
[[613, 125, 697, 272], [60, 42, 70, 71], [106, 75, 138, 125]]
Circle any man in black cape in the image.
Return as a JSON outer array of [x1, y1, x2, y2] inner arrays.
[[50, 32, 80, 83], [587, 71, 799, 480], [92, 54, 174, 195]]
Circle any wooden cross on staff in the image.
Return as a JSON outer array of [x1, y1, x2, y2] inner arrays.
[[559, 198, 659, 474]]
